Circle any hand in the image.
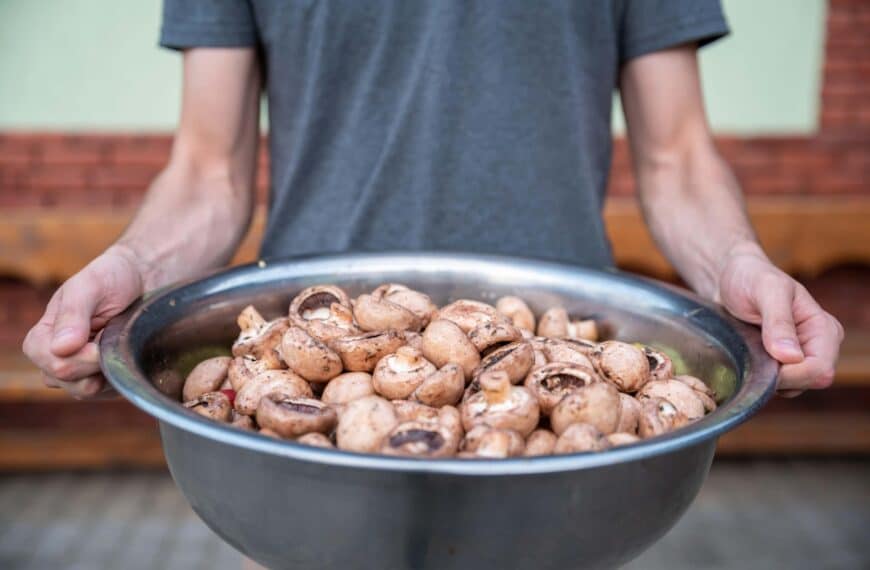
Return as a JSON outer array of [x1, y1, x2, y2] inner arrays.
[[22, 245, 145, 398], [716, 244, 844, 396]]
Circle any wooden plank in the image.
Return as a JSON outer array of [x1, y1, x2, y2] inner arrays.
[[0, 429, 165, 470], [2, 197, 870, 284], [717, 412, 870, 455]]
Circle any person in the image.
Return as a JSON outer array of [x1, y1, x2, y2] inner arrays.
[[23, 0, 842, 400]]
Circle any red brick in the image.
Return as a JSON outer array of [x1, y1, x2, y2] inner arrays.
[[18, 164, 91, 191], [90, 165, 160, 190], [811, 172, 866, 194]]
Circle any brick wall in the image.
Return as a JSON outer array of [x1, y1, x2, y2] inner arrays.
[[1, 0, 868, 349]]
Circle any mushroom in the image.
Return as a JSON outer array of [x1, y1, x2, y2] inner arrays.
[[636, 379, 708, 421], [495, 296, 536, 332], [472, 341, 534, 385], [227, 355, 274, 391], [436, 300, 503, 334], [233, 306, 288, 369], [234, 369, 313, 415], [230, 410, 255, 430], [183, 391, 232, 422], [553, 423, 610, 454], [536, 308, 599, 341], [536, 337, 596, 368], [524, 362, 600, 416], [412, 364, 466, 407], [372, 346, 438, 400], [329, 330, 406, 372], [321, 372, 375, 407], [297, 432, 334, 448], [380, 407, 463, 458], [278, 326, 343, 383], [460, 370, 540, 437], [674, 375, 718, 412], [638, 397, 689, 438], [467, 320, 522, 354], [288, 285, 360, 343], [353, 293, 422, 332], [256, 395, 337, 438], [335, 395, 399, 453], [403, 331, 424, 350], [524, 429, 558, 456], [182, 356, 232, 402], [459, 425, 525, 458], [392, 399, 442, 424], [592, 341, 650, 392], [421, 319, 481, 380], [606, 432, 641, 447], [259, 428, 283, 439], [550, 382, 621, 436], [644, 347, 675, 382], [372, 284, 438, 327], [616, 393, 642, 434], [153, 368, 184, 400]]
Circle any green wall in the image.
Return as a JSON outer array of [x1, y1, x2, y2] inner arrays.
[[0, 0, 826, 133]]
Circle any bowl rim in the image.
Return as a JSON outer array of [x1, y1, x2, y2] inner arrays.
[[100, 251, 778, 476]]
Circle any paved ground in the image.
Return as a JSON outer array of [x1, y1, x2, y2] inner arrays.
[[1, 459, 867, 570]]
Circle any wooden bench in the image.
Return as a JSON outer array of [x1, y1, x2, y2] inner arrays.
[[1, 196, 869, 469]]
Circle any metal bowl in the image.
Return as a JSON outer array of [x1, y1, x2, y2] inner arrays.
[[100, 252, 777, 569]]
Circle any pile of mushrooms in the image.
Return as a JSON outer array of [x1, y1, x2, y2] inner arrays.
[[178, 285, 717, 458]]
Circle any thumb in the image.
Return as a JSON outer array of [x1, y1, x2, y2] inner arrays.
[[757, 281, 804, 364], [50, 277, 100, 357]]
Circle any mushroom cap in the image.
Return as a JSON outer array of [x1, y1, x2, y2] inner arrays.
[[524, 362, 600, 416], [644, 347, 675, 382], [372, 347, 438, 400], [258, 428, 283, 439], [288, 285, 359, 342], [532, 337, 596, 368], [550, 382, 621, 436], [381, 420, 459, 458], [495, 296, 536, 333], [606, 432, 641, 447], [256, 395, 337, 438], [537, 307, 569, 338], [230, 410, 255, 430], [296, 432, 335, 448], [553, 423, 610, 454], [567, 319, 599, 342], [436, 300, 502, 334], [373, 284, 439, 327], [182, 356, 232, 402], [353, 293, 422, 332], [233, 306, 288, 368], [467, 320, 523, 354], [636, 379, 707, 420], [616, 393, 642, 434], [184, 391, 232, 422], [674, 375, 718, 412], [524, 429, 558, 457], [330, 329, 407, 372], [403, 331, 424, 350], [278, 326, 343, 383], [413, 364, 466, 407], [234, 369, 313, 415], [321, 372, 375, 406], [593, 341, 651, 392], [392, 399, 441, 424], [460, 425, 525, 458], [227, 355, 274, 391], [421, 319, 481, 380], [637, 397, 690, 438], [335, 396, 399, 453], [460, 371, 540, 437], [473, 341, 534, 385]]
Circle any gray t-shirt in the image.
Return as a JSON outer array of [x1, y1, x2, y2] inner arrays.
[[161, 0, 727, 267]]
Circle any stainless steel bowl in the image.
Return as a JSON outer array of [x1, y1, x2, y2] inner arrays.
[[100, 252, 777, 570]]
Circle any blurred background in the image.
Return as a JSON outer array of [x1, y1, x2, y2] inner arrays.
[[0, 0, 868, 569]]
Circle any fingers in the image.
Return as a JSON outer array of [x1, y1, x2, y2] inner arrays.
[[25, 339, 101, 384], [42, 372, 115, 400], [49, 276, 101, 357], [756, 277, 804, 364]]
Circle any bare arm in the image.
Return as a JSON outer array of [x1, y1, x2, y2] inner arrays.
[[23, 48, 261, 397], [620, 46, 843, 394]]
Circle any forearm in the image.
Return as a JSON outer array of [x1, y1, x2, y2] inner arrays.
[[113, 155, 255, 291], [636, 142, 763, 300]]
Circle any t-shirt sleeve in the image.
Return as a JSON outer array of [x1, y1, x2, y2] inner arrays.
[[160, 0, 258, 50], [619, 0, 729, 63]]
